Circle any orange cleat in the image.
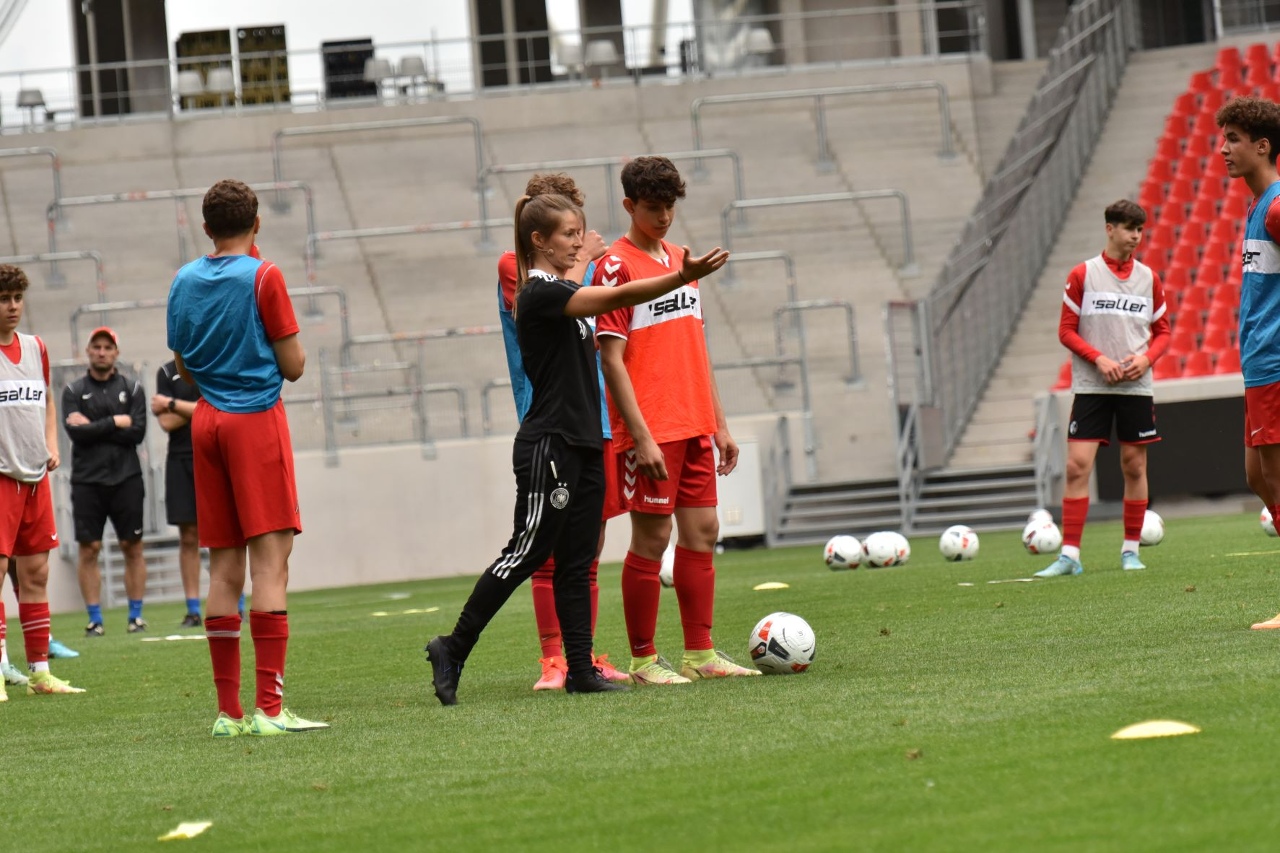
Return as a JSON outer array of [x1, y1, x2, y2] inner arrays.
[[533, 655, 567, 690]]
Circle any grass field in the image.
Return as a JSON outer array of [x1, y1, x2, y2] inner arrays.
[[12, 510, 1280, 852]]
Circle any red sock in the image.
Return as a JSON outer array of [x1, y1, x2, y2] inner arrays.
[[1270, 506, 1280, 533], [1062, 496, 1089, 549], [672, 546, 715, 651], [1122, 499, 1147, 542], [0, 600, 6, 646], [205, 614, 243, 718], [589, 559, 600, 638], [621, 551, 662, 658], [250, 611, 288, 717], [530, 557, 561, 658], [18, 602, 49, 665]]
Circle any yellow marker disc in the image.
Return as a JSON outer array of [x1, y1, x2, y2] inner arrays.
[[1110, 720, 1201, 740], [753, 582, 790, 591]]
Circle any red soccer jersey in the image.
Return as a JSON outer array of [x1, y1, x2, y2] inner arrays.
[[594, 236, 717, 451], [498, 251, 518, 310]]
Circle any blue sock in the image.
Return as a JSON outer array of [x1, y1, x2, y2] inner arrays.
[[87, 604, 102, 625], [128, 599, 143, 621], [186, 598, 201, 616], [238, 593, 246, 615]]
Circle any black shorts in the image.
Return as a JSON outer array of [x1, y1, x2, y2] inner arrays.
[[165, 454, 197, 526], [1068, 394, 1159, 445], [71, 476, 145, 544]]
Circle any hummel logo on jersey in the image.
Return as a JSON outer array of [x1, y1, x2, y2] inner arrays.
[[643, 495, 671, 505], [1137, 429, 1157, 438], [651, 292, 697, 316], [605, 259, 621, 274]]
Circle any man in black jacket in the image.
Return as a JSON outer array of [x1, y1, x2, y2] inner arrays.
[[62, 327, 149, 635]]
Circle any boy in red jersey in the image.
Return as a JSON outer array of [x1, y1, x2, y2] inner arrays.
[[168, 180, 327, 737], [0, 264, 85, 698], [595, 156, 759, 683], [1035, 200, 1169, 579]]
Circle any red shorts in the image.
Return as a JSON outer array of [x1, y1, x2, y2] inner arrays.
[[618, 435, 718, 515], [1245, 381, 1280, 447], [0, 475, 58, 557], [601, 438, 624, 521], [192, 399, 302, 549]]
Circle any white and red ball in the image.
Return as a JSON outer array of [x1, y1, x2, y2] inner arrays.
[[939, 525, 980, 561], [1022, 520, 1063, 555], [748, 612, 816, 675], [823, 535, 862, 570]]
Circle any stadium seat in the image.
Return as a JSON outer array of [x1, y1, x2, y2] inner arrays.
[[1203, 154, 1228, 180], [1157, 135, 1184, 162], [1172, 241, 1200, 271], [1051, 359, 1072, 391], [1212, 281, 1240, 309], [1214, 347, 1242, 374], [1182, 350, 1215, 377], [1194, 258, 1225, 289], [1200, 87, 1225, 113], [1178, 287, 1211, 320], [1138, 181, 1165, 215], [1223, 191, 1249, 220], [1216, 45, 1243, 73], [1189, 195, 1218, 222], [1166, 178, 1197, 209], [1247, 61, 1272, 88], [1168, 325, 1198, 355], [1219, 63, 1247, 91], [1147, 156, 1175, 186], [1153, 355, 1183, 380], [1261, 81, 1280, 102], [1183, 132, 1214, 162], [1172, 91, 1199, 119], [1207, 301, 1237, 329], [1190, 110, 1219, 140], [1202, 241, 1230, 268], [1162, 266, 1189, 293], [1189, 69, 1217, 95], [1201, 323, 1232, 352], [1208, 217, 1241, 246], [1246, 42, 1271, 70]]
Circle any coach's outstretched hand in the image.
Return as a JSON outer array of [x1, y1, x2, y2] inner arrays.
[[680, 247, 730, 283]]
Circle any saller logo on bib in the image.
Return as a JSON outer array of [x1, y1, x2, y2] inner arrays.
[[651, 292, 697, 316], [550, 487, 569, 510]]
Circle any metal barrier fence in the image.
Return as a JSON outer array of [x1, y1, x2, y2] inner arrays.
[[0, 250, 104, 296], [270, 116, 487, 214], [0, 3, 985, 131], [0, 146, 63, 220], [476, 149, 747, 247], [1215, 0, 1280, 33], [690, 81, 956, 175], [721, 191, 918, 277], [886, 0, 1136, 499], [304, 219, 513, 283]]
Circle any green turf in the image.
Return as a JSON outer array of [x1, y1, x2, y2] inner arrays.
[[10, 511, 1280, 852]]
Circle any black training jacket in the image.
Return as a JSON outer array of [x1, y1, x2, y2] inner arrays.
[[61, 370, 147, 486]]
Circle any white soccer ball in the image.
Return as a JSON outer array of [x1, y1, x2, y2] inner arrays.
[[1022, 520, 1063, 555], [659, 544, 675, 587], [1027, 508, 1054, 526], [748, 612, 816, 675], [1262, 507, 1278, 537], [823, 535, 862, 570], [1140, 510, 1164, 547], [887, 532, 911, 566], [939, 525, 980, 561], [860, 527, 901, 568]]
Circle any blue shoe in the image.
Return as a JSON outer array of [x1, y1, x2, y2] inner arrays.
[[1121, 550, 1146, 571], [48, 638, 80, 659], [1034, 554, 1083, 578]]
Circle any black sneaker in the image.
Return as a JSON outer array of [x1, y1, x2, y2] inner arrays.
[[84, 622, 104, 637], [564, 667, 631, 694], [180, 613, 203, 628], [425, 636, 463, 706], [127, 617, 148, 633]]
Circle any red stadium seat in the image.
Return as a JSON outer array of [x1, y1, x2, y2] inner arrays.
[[1223, 191, 1249, 220], [1214, 347, 1242, 374], [1207, 300, 1237, 328], [1189, 195, 1218, 222], [1161, 289, 1179, 319], [1051, 359, 1072, 392], [1178, 287, 1211, 320], [1172, 91, 1199, 119], [1200, 87, 1225, 113], [1183, 132, 1214, 162], [1162, 266, 1189, 293], [1203, 154, 1228, 180], [1153, 355, 1183, 380], [1172, 241, 1200, 270], [1168, 325, 1198, 355], [1147, 156, 1175, 186], [1208, 216, 1242, 246], [1217, 45, 1243, 72], [1261, 81, 1280, 102], [1196, 261, 1225, 290], [1246, 42, 1271, 70], [1201, 323, 1232, 352], [1189, 69, 1216, 94], [1212, 281, 1241, 309], [1157, 134, 1184, 162], [1246, 61, 1272, 88], [1219, 63, 1247, 91], [1182, 350, 1215, 377], [1166, 178, 1197, 208], [1191, 109, 1220, 139], [1164, 113, 1192, 137]]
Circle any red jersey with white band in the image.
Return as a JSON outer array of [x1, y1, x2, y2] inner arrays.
[[1059, 253, 1169, 396], [594, 237, 717, 452]]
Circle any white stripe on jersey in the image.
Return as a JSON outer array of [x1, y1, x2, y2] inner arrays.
[[1079, 290, 1152, 321], [1243, 239, 1280, 274], [0, 379, 46, 406]]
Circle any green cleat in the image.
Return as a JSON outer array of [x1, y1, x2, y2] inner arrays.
[[211, 712, 252, 738], [26, 671, 85, 695], [2, 661, 29, 687], [1121, 551, 1146, 571], [628, 655, 691, 686], [249, 707, 330, 736], [1034, 554, 1083, 578], [681, 650, 762, 680]]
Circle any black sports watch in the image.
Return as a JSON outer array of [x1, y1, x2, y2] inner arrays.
[[167, 398, 176, 413]]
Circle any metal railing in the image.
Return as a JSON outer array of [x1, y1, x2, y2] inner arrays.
[[305, 219, 513, 283], [0, 250, 104, 296], [476, 148, 748, 246], [1214, 0, 1280, 33], [887, 0, 1136, 494], [721, 191, 918, 276], [270, 116, 487, 213], [0, 146, 63, 220], [691, 81, 956, 175]]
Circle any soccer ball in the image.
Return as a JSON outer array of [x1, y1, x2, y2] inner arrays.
[[861, 532, 897, 568], [824, 535, 862, 570], [748, 612, 816, 674], [1027, 508, 1054, 526], [1263, 507, 1278, 537], [939, 525, 979, 561], [1140, 510, 1164, 547], [659, 544, 675, 587], [887, 532, 911, 566], [1022, 520, 1063, 555]]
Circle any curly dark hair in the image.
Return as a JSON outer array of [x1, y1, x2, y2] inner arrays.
[[1216, 96, 1280, 164], [202, 179, 259, 239], [620, 156, 686, 205], [0, 264, 30, 294], [1105, 199, 1146, 228], [525, 173, 585, 207]]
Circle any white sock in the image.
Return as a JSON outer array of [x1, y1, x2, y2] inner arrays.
[[29, 660, 48, 673], [0, 637, 8, 666], [1122, 540, 1140, 554], [1061, 545, 1081, 562]]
